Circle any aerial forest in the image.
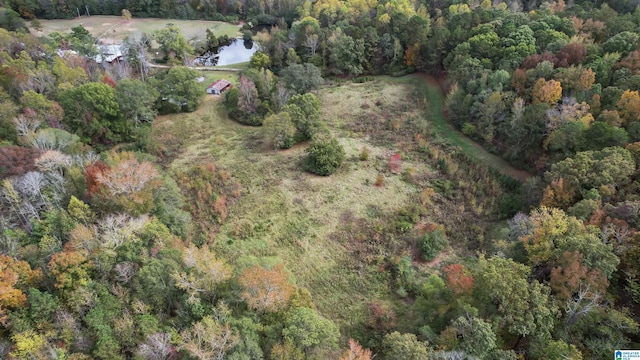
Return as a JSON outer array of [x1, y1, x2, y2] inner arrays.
[[1, 0, 640, 359]]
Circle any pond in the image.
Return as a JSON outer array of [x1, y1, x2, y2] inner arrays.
[[192, 39, 257, 67]]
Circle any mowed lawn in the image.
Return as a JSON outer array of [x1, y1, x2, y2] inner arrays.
[[150, 77, 432, 339], [30, 15, 241, 43], [196, 70, 241, 91]]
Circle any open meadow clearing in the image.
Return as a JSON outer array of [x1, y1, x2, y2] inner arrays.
[[148, 74, 517, 341], [30, 15, 241, 43]]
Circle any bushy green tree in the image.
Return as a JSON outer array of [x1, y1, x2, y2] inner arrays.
[[452, 315, 497, 358], [603, 31, 639, 57], [280, 63, 324, 94], [303, 137, 345, 176], [115, 79, 160, 127], [545, 147, 635, 192], [474, 256, 558, 341], [329, 31, 366, 76], [250, 51, 271, 69], [381, 331, 429, 360], [282, 307, 339, 353], [420, 228, 448, 261], [0, 8, 27, 32], [581, 122, 629, 151], [58, 82, 125, 145], [69, 25, 97, 57], [155, 67, 203, 113], [263, 112, 296, 149], [283, 93, 323, 140], [153, 24, 194, 62]]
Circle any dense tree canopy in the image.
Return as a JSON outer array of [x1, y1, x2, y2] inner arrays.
[[58, 82, 126, 145], [3, 1, 640, 359]]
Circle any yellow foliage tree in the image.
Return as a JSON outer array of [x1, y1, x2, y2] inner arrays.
[[404, 43, 420, 67], [532, 78, 562, 105], [10, 330, 47, 359], [47, 251, 92, 290], [617, 90, 640, 126], [122, 9, 132, 21], [172, 245, 232, 301]]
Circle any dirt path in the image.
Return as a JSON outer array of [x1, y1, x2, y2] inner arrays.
[[414, 73, 532, 182]]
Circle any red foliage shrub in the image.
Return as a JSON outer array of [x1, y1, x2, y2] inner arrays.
[[366, 301, 396, 331], [443, 263, 474, 296], [0, 146, 42, 179], [389, 153, 401, 173], [521, 52, 558, 69], [555, 43, 587, 67], [84, 160, 110, 198], [101, 75, 117, 88]]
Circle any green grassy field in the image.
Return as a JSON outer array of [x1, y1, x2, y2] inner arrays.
[[30, 15, 241, 43], [150, 77, 440, 338], [197, 70, 240, 91], [149, 74, 518, 343]]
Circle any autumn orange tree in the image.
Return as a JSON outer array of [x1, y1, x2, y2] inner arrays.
[[0, 255, 42, 324], [270, 341, 304, 360], [540, 178, 577, 209], [442, 263, 474, 296], [339, 339, 372, 360], [532, 78, 562, 105], [550, 250, 608, 301], [84, 160, 110, 198], [239, 263, 295, 313], [47, 250, 93, 291]]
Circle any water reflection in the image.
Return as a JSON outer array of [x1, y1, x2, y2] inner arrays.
[[193, 39, 258, 67]]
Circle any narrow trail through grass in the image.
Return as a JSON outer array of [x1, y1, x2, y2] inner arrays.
[[414, 73, 532, 182]]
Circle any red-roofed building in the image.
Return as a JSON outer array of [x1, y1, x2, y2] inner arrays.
[[206, 79, 232, 95]]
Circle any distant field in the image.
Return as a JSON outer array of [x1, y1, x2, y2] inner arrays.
[[29, 15, 241, 44]]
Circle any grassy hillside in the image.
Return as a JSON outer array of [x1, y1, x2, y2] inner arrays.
[[148, 74, 516, 343], [30, 15, 241, 43]]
